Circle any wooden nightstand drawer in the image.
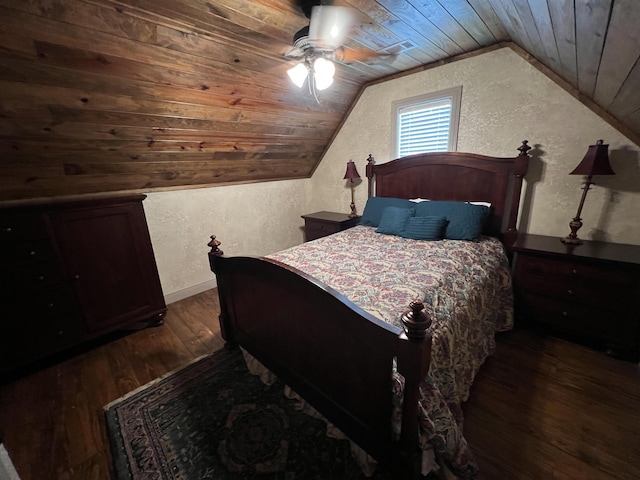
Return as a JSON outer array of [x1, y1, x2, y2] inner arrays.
[[517, 254, 636, 287], [302, 211, 361, 242], [306, 221, 342, 238], [515, 261, 634, 312], [518, 292, 621, 337]]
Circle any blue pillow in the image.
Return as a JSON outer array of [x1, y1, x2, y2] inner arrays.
[[414, 201, 490, 240], [360, 197, 415, 227], [401, 216, 448, 240], [376, 207, 415, 235]]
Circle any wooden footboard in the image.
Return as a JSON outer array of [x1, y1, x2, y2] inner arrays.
[[208, 239, 432, 478]]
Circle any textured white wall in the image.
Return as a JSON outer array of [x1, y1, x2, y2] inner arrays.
[[310, 46, 640, 246], [143, 179, 311, 298]]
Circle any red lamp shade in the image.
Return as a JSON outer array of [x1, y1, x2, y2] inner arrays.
[[343, 160, 361, 180], [569, 139, 615, 176]]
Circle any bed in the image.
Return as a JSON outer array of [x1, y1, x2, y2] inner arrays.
[[207, 142, 530, 478]]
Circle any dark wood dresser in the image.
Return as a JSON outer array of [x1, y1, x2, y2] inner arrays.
[[301, 211, 361, 242], [1, 194, 167, 375], [511, 233, 640, 360]]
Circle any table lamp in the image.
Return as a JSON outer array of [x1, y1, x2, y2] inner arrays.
[[561, 139, 615, 244], [343, 160, 361, 217]]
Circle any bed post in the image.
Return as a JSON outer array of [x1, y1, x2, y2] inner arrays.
[[394, 301, 433, 479], [207, 235, 235, 347], [504, 140, 530, 246], [365, 154, 375, 197]]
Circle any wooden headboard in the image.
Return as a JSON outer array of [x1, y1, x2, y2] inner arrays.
[[365, 141, 530, 243]]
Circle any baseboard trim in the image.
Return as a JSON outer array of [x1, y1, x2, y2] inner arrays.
[[164, 279, 217, 305]]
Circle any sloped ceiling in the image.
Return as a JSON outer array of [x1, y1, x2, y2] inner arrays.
[[1, 0, 639, 201]]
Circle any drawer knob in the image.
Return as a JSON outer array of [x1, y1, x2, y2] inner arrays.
[[562, 311, 568, 317], [30, 250, 37, 256], [2, 227, 12, 233], [58, 330, 64, 336], [73, 274, 80, 281], [37, 275, 45, 281], [567, 289, 574, 295], [572, 269, 577, 275], [47, 303, 55, 308]]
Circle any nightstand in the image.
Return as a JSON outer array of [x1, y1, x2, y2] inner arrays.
[[511, 233, 640, 360], [301, 211, 361, 242]]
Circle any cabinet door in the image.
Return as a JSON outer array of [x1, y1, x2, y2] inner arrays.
[[50, 200, 166, 334]]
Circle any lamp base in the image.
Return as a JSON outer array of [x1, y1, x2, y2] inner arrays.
[[348, 201, 357, 218], [561, 217, 583, 245], [561, 236, 583, 245]]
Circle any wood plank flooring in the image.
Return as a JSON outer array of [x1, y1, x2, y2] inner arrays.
[[1, 288, 639, 480]]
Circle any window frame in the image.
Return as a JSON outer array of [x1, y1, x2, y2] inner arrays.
[[391, 86, 462, 159]]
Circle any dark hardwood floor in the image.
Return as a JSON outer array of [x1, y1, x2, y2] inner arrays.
[[1, 289, 638, 480]]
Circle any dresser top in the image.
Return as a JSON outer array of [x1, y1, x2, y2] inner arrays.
[[512, 233, 640, 266]]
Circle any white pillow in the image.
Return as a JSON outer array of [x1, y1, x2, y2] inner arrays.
[[409, 199, 491, 208]]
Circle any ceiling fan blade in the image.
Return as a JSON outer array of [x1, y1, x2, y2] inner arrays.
[[335, 46, 393, 64], [308, 5, 356, 50]]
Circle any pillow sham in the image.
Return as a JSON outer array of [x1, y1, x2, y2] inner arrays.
[[360, 197, 415, 227], [414, 200, 490, 240], [401, 215, 448, 240], [376, 207, 415, 235]]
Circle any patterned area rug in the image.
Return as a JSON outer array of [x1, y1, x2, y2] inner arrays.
[[105, 347, 390, 479]]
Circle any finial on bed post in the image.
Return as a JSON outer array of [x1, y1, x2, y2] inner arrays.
[[366, 154, 375, 198], [400, 301, 431, 340], [208, 235, 224, 257], [517, 140, 531, 156]]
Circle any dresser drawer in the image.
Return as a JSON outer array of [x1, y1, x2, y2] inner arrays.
[[0, 214, 49, 242], [4, 286, 78, 322], [0, 238, 56, 270], [1, 262, 68, 299]]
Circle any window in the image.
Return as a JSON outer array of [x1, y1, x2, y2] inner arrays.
[[391, 86, 462, 158]]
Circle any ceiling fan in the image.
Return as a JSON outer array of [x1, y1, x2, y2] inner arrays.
[[285, 0, 387, 99]]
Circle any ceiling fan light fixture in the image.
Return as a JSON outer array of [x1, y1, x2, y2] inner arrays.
[[313, 57, 335, 90], [287, 62, 308, 88]]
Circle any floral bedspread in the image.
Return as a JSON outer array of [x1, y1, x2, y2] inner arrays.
[[267, 225, 513, 478]]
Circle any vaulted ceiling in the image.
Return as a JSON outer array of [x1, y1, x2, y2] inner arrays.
[[1, 0, 639, 201]]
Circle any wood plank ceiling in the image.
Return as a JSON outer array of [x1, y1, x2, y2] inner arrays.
[[1, 0, 639, 201]]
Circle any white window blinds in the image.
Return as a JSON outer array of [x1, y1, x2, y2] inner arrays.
[[397, 99, 452, 156], [392, 86, 461, 158]]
